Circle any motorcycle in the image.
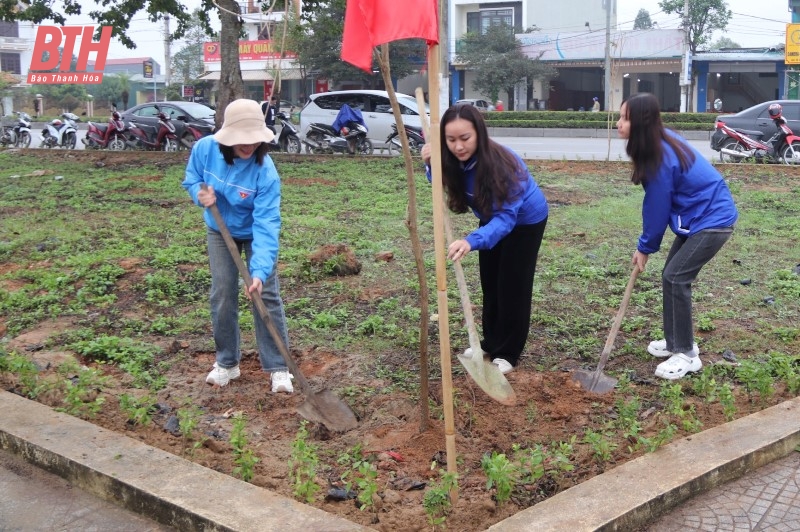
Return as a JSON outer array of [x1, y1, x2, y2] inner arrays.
[[40, 112, 80, 149], [266, 111, 301, 154], [303, 104, 372, 155], [176, 117, 214, 151], [385, 123, 425, 156], [82, 107, 128, 150], [0, 111, 32, 148], [126, 106, 178, 151], [715, 117, 800, 165]]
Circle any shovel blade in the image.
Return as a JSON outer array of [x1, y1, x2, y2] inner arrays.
[[457, 350, 517, 406], [572, 369, 617, 394], [296, 390, 358, 432]]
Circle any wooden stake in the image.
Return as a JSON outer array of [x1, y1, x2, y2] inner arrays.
[[425, 43, 459, 501]]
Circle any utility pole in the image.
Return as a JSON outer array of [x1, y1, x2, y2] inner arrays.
[[604, 0, 612, 111], [680, 0, 690, 112], [164, 16, 171, 102]]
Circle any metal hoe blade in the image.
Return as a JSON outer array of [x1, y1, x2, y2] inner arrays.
[[573, 267, 639, 394]]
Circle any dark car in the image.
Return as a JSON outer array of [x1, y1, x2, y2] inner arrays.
[[121, 101, 216, 150], [710, 100, 800, 151]]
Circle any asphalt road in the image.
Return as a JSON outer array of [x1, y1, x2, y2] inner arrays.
[[28, 127, 719, 162]]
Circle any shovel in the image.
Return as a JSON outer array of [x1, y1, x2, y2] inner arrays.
[[444, 214, 517, 406], [200, 185, 358, 431], [573, 266, 639, 394]]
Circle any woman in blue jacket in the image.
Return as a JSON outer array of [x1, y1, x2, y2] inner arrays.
[[422, 104, 549, 374], [618, 93, 738, 380], [182, 99, 293, 393]]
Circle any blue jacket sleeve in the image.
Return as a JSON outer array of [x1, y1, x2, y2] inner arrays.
[[249, 169, 282, 283], [637, 163, 674, 254], [182, 136, 211, 205]]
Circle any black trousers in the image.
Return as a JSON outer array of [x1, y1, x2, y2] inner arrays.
[[478, 217, 547, 366]]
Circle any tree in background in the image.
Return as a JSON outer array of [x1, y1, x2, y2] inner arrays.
[[710, 36, 741, 50], [456, 24, 556, 109], [660, 0, 731, 110], [92, 73, 130, 109], [633, 9, 654, 30], [172, 11, 216, 85]]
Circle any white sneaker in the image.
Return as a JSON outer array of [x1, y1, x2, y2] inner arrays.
[[647, 339, 699, 358], [206, 363, 240, 387], [492, 358, 514, 375], [271, 370, 294, 393], [655, 353, 702, 380]]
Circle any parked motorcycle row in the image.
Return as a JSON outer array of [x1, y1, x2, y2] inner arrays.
[[3, 104, 424, 157]]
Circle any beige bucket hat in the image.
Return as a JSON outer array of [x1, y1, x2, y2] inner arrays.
[[213, 99, 275, 146]]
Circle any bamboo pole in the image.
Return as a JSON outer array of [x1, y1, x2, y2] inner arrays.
[[376, 44, 431, 431], [426, 41, 459, 500]]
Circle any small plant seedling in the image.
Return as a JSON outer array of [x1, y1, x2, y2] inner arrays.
[[480, 451, 516, 505], [230, 413, 259, 482], [288, 421, 321, 503], [423, 470, 458, 529]]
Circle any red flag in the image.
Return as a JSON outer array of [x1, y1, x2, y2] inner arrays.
[[341, 0, 439, 72]]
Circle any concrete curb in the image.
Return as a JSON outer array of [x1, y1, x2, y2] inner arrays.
[[0, 390, 371, 532], [1, 389, 798, 531], [488, 396, 800, 531]]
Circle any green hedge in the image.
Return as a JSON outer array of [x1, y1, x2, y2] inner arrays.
[[484, 111, 717, 131]]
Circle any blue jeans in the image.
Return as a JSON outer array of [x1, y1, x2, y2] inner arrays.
[[207, 228, 289, 372], [662, 228, 733, 354]]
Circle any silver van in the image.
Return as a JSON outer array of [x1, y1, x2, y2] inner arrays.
[[299, 90, 428, 148]]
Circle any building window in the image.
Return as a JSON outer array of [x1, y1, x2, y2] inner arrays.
[[1, 53, 21, 74], [0, 21, 19, 38], [480, 9, 513, 34]]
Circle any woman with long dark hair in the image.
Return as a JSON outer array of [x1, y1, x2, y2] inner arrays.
[[618, 93, 738, 380], [422, 103, 549, 374]]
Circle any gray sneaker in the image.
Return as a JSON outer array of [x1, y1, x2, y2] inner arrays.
[[647, 339, 699, 358]]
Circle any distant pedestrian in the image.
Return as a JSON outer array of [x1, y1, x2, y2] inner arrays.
[[262, 96, 279, 133], [495, 100, 504, 112], [591, 96, 600, 112], [617, 93, 738, 380]]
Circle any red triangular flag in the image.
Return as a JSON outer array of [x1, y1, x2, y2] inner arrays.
[[341, 0, 439, 72]]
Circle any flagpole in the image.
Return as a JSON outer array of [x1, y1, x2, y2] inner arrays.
[[427, 17, 459, 500]]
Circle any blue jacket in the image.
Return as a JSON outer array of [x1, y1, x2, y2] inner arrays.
[[638, 132, 738, 254], [428, 149, 549, 250], [182, 135, 282, 282]]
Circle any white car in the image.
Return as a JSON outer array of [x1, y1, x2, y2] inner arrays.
[[456, 98, 494, 113], [299, 90, 429, 147]]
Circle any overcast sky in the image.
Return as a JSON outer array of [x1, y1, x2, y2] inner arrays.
[[61, 0, 794, 69]]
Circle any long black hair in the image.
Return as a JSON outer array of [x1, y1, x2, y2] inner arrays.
[[623, 93, 695, 185], [439, 103, 526, 217], [218, 142, 270, 165]]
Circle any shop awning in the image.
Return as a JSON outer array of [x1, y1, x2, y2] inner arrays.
[[199, 69, 303, 81]]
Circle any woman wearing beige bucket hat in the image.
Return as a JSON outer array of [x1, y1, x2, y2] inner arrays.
[[182, 99, 293, 394]]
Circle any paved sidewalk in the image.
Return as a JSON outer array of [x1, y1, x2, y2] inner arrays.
[[1, 390, 798, 531], [645, 451, 800, 531], [0, 447, 172, 531]]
